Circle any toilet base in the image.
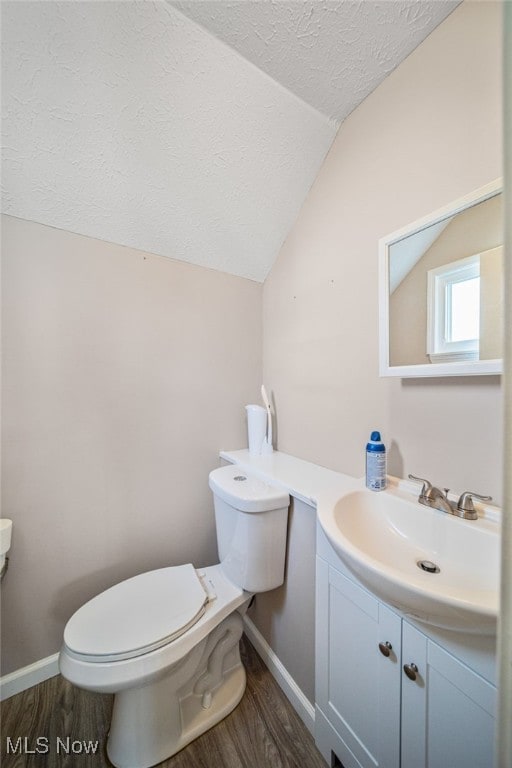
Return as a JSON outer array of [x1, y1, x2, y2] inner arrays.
[[106, 612, 246, 768]]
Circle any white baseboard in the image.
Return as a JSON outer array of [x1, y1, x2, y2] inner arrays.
[[1, 622, 316, 736], [242, 615, 315, 735], [0, 653, 60, 701]]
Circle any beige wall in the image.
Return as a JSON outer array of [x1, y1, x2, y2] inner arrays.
[[248, 496, 317, 704], [480, 245, 504, 360], [263, 1, 503, 505], [1, 215, 262, 675]]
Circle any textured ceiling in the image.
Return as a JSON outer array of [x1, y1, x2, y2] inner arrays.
[[2, 1, 460, 282], [171, 0, 460, 125]]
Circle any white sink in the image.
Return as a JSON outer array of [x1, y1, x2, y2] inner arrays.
[[0, 518, 13, 574], [317, 483, 500, 634]]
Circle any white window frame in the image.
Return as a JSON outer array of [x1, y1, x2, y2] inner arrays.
[[426, 254, 480, 363]]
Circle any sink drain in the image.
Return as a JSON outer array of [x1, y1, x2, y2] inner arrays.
[[417, 559, 440, 574]]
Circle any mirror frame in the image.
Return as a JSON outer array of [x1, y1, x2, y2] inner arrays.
[[379, 179, 503, 377]]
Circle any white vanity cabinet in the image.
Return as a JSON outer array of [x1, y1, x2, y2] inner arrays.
[[400, 621, 495, 768], [315, 554, 401, 767], [315, 527, 496, 768]]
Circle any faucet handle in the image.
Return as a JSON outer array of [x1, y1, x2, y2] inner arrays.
[[408, 474, 433, 497], [457, 491, 492, 514]]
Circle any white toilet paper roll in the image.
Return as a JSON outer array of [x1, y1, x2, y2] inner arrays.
[[245, 405, 267, 456]]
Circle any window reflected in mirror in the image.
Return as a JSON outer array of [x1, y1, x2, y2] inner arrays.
[[387, 190, 503, 370]]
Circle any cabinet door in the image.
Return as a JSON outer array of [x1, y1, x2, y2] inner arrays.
[[401, 621, 496, 768], [316, 558, 401, 768]]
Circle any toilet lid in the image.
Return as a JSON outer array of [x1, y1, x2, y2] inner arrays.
[[64, 564, 209, 662]]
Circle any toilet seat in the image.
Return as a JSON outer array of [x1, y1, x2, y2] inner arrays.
[[59, 564, 250, 695], [64, 564, 210, 663]]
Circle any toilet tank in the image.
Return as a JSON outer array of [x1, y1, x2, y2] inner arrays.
[[208, 465, 290, 593]]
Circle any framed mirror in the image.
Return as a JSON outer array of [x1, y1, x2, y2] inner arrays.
[[379, 179, 503, 377]]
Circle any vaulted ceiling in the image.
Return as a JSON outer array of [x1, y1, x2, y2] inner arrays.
[[172, 1, 460, 125], [1, 1, 459, 282]]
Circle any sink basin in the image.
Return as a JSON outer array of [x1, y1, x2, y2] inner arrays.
[[317, 484, 500, 634], [0, 518, 13, 574]]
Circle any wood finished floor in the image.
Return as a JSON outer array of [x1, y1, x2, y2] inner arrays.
[[1, 636, 327, 768]]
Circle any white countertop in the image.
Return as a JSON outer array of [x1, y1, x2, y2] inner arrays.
[[219, 449, 362, 508], [219, 449, 500, 522]]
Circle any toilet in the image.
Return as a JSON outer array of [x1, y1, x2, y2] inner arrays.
[[59, 465, 290, 768]]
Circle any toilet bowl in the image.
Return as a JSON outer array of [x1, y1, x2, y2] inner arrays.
[[59, 465, 289, 768]]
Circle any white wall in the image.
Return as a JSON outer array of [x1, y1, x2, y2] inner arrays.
[[1, 215, 262, 675], [263, 0, 503, 504]]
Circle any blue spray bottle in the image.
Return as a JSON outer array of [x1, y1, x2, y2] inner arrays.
[[366, 431, 387, 491]]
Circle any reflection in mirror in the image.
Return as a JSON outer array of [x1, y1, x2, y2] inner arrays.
[[379, 181, 503, 377]]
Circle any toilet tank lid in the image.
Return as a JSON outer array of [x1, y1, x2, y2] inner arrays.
[[209, 465, 289, 513]]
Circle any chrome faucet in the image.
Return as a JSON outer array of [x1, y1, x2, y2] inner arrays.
[[408, 475, 492, 521]]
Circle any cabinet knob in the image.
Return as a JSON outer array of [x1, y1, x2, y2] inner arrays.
[[378, 641, 393, 657], [403, 663, 419, 681]]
